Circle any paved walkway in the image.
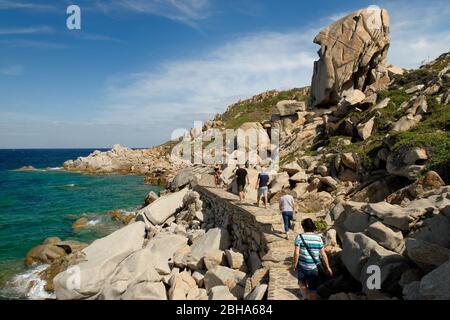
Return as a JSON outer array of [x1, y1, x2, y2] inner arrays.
[[194, 165, 302, 300]]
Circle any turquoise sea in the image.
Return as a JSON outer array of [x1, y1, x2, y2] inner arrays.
[[0, 149, 159, 299]]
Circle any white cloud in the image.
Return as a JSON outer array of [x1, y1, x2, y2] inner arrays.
[[0, 26, 54, 35], [96, 0, 211, 27], [0, 0, 55, 11], [383, 0, 450, 68], [0, 64, 24, 76], [99, 30, 317, 135]]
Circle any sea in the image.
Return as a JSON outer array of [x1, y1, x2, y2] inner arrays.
[[0, 149, 159, 299]]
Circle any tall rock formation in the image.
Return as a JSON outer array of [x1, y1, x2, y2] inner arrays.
[[311, 7, 391, 107]]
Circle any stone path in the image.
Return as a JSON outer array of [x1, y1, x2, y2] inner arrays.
[[194, 165, 302, 300]]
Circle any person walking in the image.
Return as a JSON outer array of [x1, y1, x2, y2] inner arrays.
[[214, 163, 223, 188], [292, 218, 333, 300], [279, 191, 295, 239], [255, 166, 270, 208], [234, 164, 249, 203]]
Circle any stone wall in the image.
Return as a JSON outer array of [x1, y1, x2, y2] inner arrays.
[[195, 185, 269, 260]]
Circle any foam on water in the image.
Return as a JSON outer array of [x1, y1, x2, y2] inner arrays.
[[3, 264, 55, 300]]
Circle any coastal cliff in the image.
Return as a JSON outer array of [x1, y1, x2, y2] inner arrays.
[[16, 7, 450, 300]]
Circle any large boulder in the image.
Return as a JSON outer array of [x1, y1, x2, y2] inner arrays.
[[54, 222, 146, 300], [341, 232, 408, 293], [268, 172, 290, 194], [121, 281, 167, 300], [387, 147, 428, 180], [208, 285, 237, 300], [169, 169, 197, 191], [311, 7, 390, 107], [25, 239, 87, 266], [138, 188, 189, 225], [274, 100, 306, 116], [406, 239, 450, 269], [191, 228, 230, 256], [362, 202, 425, 231], [420, 259, 450, 300], [366, 221, 404, 253], [204, 266, 247, 297]]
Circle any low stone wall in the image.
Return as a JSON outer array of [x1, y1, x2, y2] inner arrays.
[[195, 185, 269, 260]]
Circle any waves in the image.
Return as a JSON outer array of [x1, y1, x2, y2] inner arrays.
[[0, 264, 55, 300]]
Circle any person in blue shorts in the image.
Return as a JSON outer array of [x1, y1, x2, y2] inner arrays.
[[292, 218, 333, 300], [255, 166, 270, 208]]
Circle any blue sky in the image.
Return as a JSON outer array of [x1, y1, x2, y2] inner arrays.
[[0, 0, 449, 148]]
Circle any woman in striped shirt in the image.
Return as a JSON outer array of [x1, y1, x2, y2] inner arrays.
[[292, 218, 333, 300]]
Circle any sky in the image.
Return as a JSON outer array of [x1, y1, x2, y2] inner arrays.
[[0, 0, 449, 148]]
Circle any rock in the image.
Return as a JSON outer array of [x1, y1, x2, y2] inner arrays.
[[342, 89, 366, 106], [43, 237, 62, 245], [144, 191, 159, 206], [72, 217, 88, 230], [281, 161, 303, 175], [225, 249, 245, 270], [406, 239, 450, 268], [290, 171, 308, 183], [248, 252, 262, 274], [203, 250, 225, 271], [168, 271, 197, 300], [391, 114, 422, 132], [170, 169, 197, 191], [316, 165, 329, 177], [208, 286, 237, 300], [25, 244, 67, 266], [274, 100, 306, 116], [420, 259, 450, 300], [311, 7, 390, 107], [122, 281, 167, 300], [402, 281, 424, 300], [245, 284, 268, 300], [387, 147, 428, 180], [366, 221, 404, 252], [204, 266, 247, 295], [190, 228, 231, 259], [339, 169, 359, 182], [341, 153, 357, 171], [292, 183, 309, 199], [372, 97, 390, 110], [387, 65, 404, 76], [357, 117, 375, 140], [192, 271, 205, 288], [399, 269, 423, 287], [146, 233, 188, 275], [138, 188, 189, 225], [101, 250, 163, 299], [408, 95, 428, 115], [298, 191, 334, 212], [325, 229, 338, 246], [54, 222, 146, 300], [423, 84, 441, 96], [363, 202, 425, 231], [343, 211, 371, 233], [268, 172, 290, 194], [386, 171, 445, 205], [25, 239, 87, 266], [405, 84, 424, 94], [341, 232, 408, 292], [319, 176, 338, 191], [409, 215, 450, 249]]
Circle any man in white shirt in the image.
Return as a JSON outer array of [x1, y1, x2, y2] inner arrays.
[[279, 191, 295, 239]]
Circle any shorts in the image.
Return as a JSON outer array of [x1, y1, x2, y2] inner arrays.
[[297, 267, 320, 292], [258, 186, 268, 197], [238, 183, 245, 192]]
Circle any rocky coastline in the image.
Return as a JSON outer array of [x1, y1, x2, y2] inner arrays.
[[9, 6, 450, 300]]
